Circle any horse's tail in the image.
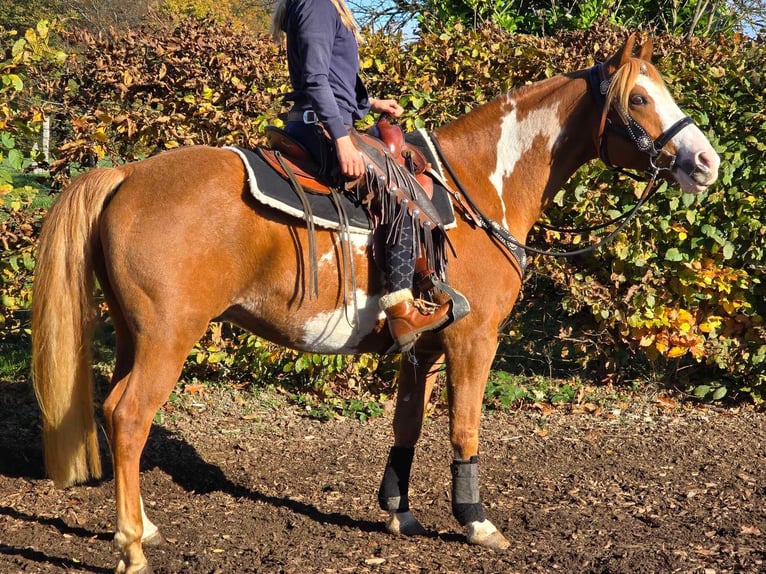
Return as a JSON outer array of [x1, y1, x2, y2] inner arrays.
[[32, 167, 126, 487]]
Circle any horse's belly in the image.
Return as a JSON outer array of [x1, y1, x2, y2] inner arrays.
[[227, 289, 389, 355], [298, 298, 387, 353]]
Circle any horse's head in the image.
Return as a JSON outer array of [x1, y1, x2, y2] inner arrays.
[[596, 34, 720, 193]]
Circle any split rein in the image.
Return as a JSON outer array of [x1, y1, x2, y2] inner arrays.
[[429, 63, 696, 272]]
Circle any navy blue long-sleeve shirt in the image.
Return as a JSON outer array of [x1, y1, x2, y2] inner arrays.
[[284, 0, 371, 140]]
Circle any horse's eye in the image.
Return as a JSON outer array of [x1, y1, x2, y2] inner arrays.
[[630, 94, 647, 106]]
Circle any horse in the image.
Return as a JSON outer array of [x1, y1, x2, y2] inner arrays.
[[31, 34, 719, 573]]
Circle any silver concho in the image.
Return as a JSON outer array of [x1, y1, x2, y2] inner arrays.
[[599, 79, 611, 95], [637, 135, 653, 151]]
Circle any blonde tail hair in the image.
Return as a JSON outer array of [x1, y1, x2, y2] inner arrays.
[[32, 167, 126, 487], [271, 0, 360, 43]]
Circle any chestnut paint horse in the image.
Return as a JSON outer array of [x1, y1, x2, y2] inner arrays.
[[32, 35, 719, 573]]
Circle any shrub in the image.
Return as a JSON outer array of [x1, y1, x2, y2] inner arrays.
[[5, 18, 766, 402]]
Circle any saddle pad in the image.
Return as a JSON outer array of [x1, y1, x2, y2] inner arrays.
[[226, 142, 456, 234], [405, 128, 448, 181]]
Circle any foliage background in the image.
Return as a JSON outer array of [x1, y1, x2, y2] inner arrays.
[[1, 15, 765, 408]]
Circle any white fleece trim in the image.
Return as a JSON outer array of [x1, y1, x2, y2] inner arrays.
[[378, 288, 413, 310]]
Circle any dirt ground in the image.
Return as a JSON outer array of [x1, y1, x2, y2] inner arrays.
[[1, 378, 765, 574]]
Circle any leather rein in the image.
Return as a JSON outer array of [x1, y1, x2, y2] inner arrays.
[[428, 63, 696, 273]]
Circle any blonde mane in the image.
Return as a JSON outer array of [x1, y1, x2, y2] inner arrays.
[[605, 58, 652, 111]]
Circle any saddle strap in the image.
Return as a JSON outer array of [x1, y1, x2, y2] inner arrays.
[[274, 151, 319, 297], [327, 188, 359, 325]]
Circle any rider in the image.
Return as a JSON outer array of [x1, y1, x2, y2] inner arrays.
[[270, 0, 451, 349]]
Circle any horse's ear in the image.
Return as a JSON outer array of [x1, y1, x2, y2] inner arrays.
[[638, 37, 654, 63], [605, 33, 637, 74]]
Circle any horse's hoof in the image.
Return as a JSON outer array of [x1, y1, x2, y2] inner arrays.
[[466, 520, 511, 551], [142, 530, 164, 546], [385, 511, 428, 536], [114, 559, 154, 574]]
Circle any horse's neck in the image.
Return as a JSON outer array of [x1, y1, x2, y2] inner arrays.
[[435, 72, 596, 234]]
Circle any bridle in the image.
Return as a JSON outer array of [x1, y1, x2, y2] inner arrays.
[[428, 61, 697, 273], [588, 63, 695, 184]]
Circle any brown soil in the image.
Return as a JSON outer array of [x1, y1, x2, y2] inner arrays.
[[1, 380, 765, 574]]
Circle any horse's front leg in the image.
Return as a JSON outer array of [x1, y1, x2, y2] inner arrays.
[[446, 333, 511, 551], [378, 350, 443, 536]]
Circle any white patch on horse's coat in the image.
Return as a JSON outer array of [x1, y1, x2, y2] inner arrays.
[[300, 289, 384, 353], [490, 99, 563, 228], [140, 496, 159, 542], [319, 232, 371, 266]]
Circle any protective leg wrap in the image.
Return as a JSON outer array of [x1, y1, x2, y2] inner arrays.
[[378, 446, 414, 512], [451, 456, 486, 526]]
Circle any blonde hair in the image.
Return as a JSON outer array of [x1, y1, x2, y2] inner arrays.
[[605, 59, 646, 112], [271, 0, 360, 43]]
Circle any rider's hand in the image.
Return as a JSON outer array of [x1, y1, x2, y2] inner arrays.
[[370, 98, 404, 118], [335, 135, 365, 179]]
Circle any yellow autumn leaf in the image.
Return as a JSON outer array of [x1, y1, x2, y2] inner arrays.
[[699, 316, 722, 333], [667, 346, 687, 359], [92, 129, 109, 142]]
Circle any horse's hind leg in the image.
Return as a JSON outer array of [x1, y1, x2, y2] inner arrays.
[[379, 350, 443, 536], [108, 328, 203, 574], [100, 293, 163, 547]]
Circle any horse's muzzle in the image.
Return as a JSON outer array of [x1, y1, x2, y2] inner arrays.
[[677, 150, 720, 189]]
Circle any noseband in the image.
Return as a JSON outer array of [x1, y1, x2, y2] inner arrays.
[[588, 64, 695, 181]]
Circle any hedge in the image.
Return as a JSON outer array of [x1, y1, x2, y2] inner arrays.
[[2, 18, 765, 401]]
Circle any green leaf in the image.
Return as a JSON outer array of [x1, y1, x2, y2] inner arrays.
[[0, 132, 15, 150], [6, 149, 23, 170], [295, 355, 309, 373], [665, 248, 684, 261]]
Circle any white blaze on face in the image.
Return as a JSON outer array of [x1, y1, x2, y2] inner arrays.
[[489, 98, 563, 228], [635, 73, 720, 191], [300, 289, 385, 353]]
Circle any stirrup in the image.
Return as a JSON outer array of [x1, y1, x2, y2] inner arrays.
[[428, 275, 470, 332]]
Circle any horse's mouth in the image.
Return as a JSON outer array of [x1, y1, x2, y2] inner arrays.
[[674, 161, 718, 194]]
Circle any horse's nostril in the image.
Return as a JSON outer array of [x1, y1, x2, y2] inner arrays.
[[690, 150, 720, 184], [695, 151, 718, 172]]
